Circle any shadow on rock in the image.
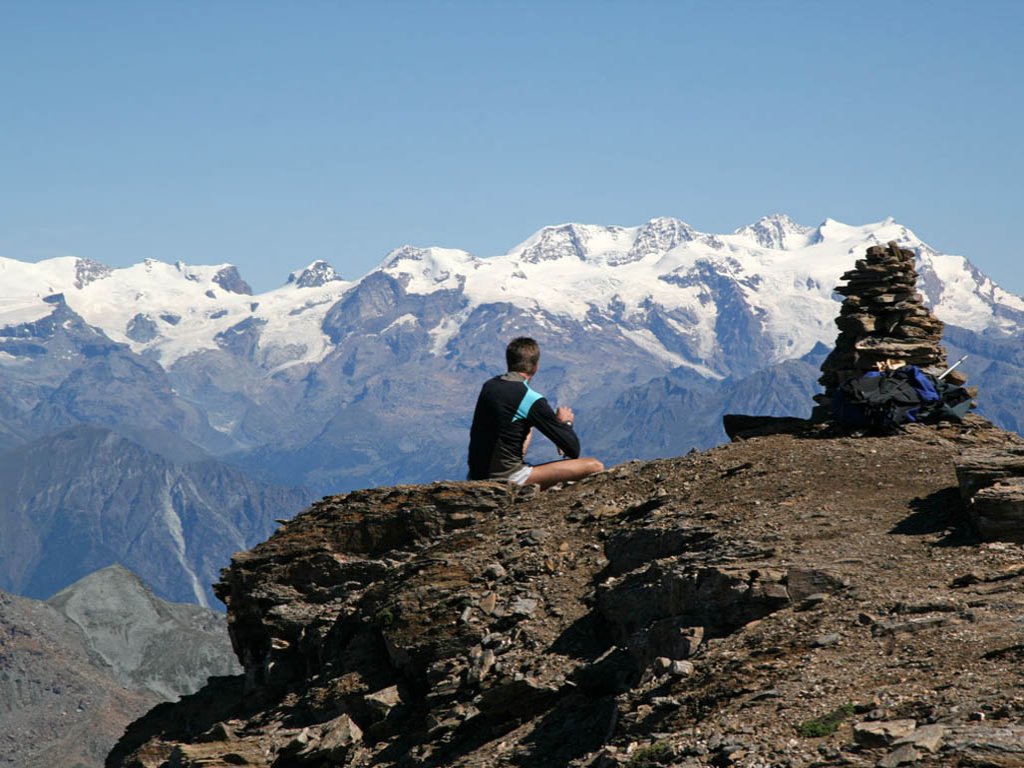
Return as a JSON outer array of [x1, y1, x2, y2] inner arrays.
[[512, 694, 620, 768], [549, 611, 614, 663], [890, 487, 976, 546], [105, 675, 249, 768]]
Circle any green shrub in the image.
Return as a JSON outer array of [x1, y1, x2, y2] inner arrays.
[[796, 703, 855, 737], [626, 741, 674, 767]]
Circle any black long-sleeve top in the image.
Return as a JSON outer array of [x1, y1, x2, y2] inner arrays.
[[467, 372, 579, 481]]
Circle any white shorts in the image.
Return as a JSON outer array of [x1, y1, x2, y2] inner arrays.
[[506, 465, 533, 486]]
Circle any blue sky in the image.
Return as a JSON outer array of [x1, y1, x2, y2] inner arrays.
[[2, 0, 1022, 293]]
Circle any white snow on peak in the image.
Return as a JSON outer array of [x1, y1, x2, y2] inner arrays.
[[1, 215, 1020, 375], [812, 216, 879, 243], [0, 256, 68, 327], [0, 254, 352, 367], [378, 246, 477, 294], [734, 214, 815, 250], [508, 223, 636, 265], [630, 218, 698, 260]]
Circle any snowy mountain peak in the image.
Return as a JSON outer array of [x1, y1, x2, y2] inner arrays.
[[629, 218, 698, 261], [814, 217, 860, 242], [511, 223, 639, 266], [288, 260, 344, 289], [382, 245, 436, 268], [512, 224, 591, 264], [380, 246, 475, 294], [735, 214, 814, 250], [809, 217, 911, 248]]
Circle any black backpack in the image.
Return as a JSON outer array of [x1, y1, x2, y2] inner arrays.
[[832, 366, 971, 430]]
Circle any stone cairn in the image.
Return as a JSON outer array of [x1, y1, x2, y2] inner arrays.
[[813, 240, 967, 420]]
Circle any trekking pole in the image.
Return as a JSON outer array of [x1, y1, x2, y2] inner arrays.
[[937, 355, 968, 380]]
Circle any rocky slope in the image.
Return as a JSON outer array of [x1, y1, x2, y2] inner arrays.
[[108, 415, 1024, 768], [0, 566, 239, 768], [48, 566, 242, 700]]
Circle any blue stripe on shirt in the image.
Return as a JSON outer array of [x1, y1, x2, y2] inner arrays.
[[512, 383, 543, 422]]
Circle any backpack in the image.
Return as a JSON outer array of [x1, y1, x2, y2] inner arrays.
[[832, 365, 971, 431]]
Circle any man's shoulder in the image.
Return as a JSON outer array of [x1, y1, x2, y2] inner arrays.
[[481, 373, 532, 390]]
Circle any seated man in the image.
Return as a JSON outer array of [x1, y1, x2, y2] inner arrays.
[[467, 337, 604, 490]]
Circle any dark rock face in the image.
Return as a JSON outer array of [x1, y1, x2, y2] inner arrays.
[[0, 294, 115, 355], [108, 417, 1024, 768], [321, 271, 467, 343], [213, 266, 253, 295], [735, 214, 813, 250], [214, 483, 508, 690], [215, 317, 268, 359], [517, 225, 590, 263], [288, 260, 345, 288], [628, 218, 697, 262], [699, 262, 770, 374], [74, 258, 113, 289], [126, 313, 160, 343]]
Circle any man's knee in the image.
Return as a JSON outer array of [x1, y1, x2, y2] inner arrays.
[[575, 457, 604, 479]]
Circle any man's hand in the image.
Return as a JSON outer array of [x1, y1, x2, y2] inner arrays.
[[522, 427, 533, 456], [555, 407, 574, 456]]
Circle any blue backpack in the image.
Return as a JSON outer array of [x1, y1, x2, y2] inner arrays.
[[832, 365, 967, 430]]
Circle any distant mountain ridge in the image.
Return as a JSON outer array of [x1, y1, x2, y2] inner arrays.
[[0, 565, 237, 768], [0, 425, 312, 607], [3, 215, 1024, 608], [48, 565, 240, 698]]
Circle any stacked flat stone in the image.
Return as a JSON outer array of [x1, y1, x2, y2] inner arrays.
[[956, 448, 1024, 543], [817, 241, 965, 412]]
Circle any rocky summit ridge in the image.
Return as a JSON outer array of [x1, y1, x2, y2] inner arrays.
[[109, 415, 1024, 768]]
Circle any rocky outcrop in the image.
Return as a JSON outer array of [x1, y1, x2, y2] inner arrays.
[[288, 260, 345, 288], [213, 266, 254, 296], [109, 415, 1024, 768], [955, 447, 1024, 542]]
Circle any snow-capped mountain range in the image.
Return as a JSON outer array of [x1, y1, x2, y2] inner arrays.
[[4, 213, 1024, 609], [3, 215, 1022, 379]]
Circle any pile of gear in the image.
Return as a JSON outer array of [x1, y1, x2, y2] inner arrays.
[[814, 241, 974, 430]]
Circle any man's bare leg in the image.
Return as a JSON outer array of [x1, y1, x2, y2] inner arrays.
[[525, 458, 605, 491]]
